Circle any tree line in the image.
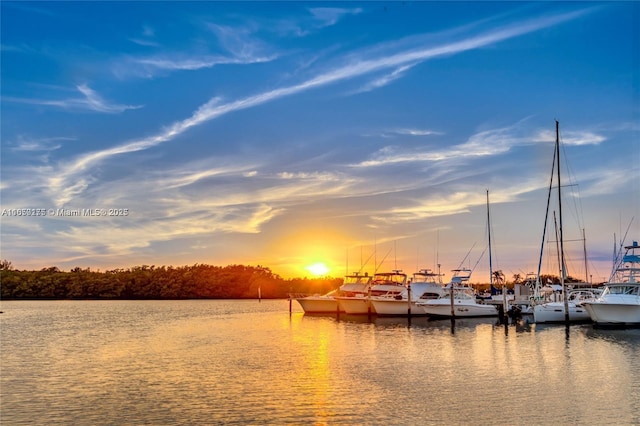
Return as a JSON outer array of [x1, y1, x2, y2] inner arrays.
[[0, 260, 342, 300]]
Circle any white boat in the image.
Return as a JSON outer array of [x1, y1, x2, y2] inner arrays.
[[583, 241, 640, 327], [417, 268, 499, 318], [294, 289, 341, 313], [337, 270, 407, 315], [370, 268, 445, 316], [295, 272, 371, 314], [532, 288, 600, 323]]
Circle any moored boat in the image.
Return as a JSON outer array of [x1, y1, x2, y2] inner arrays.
[[294, 289, 341, 313], [371, 268, 444, 316], [583, 241, 640, 327], [532, 288, 600, 323], [337, 270, 407, 314], [417, 268, 499, 318], [295, 272, 371, 314]]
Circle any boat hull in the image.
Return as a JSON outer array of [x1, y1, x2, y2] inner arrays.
[[533, 302, 591, 323], [296, 297, 341, 314], [370, 299, 427, 316], [420, 300, 498, 318], [583, 302, 640, 326], [337, 297, 373, 315]]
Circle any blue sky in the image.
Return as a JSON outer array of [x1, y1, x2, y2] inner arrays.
[[1, 1, 638, 282]]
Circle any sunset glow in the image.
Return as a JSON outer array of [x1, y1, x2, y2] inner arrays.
[[306, 263, 330, 277]]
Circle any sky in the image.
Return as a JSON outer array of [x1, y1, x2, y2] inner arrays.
[[1, 1, 638, 282]]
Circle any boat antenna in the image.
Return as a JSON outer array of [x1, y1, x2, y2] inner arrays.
[[356, 250, 375, 275], [374, 247, 393, 274], [345, 248, 348, 277], [610, 217, 635, 281], [394, 240, 397, 270], [457, 242, 476, 270]]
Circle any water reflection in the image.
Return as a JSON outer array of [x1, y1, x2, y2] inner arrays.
[[585, 327, 640, 347], [3, 300, 640, 425], [302, 312, 538, 335]]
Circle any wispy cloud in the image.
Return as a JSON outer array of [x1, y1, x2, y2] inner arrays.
[[128, 25, 159, 47], [4, 84, 142, 113], [351, 64, 416, 94], [113, 23, 278, 79], [308, 7, 363, 28], [9, 135, 73, 152], [273, 7, 363, 37], [42, 7, 592, 205], [208, 23, 275, 62], [355, 120, 551, 167], [535, 129, 606, 146], [364, 127, 444, 138], [134, 53, 275, 71]]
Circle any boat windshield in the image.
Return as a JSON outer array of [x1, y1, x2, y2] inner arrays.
[[343, 274, 371, 285], [441, 287, 475, 300], [411, 269, 440, 284], [372, 272, 407, 286], [602, 285, 640, 296]]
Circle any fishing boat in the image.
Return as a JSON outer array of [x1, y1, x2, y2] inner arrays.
[[370, 268, 445, 316], [294, 272, 371, 314], [336, 270, 407, 315], [583, 241, 640, 327], [417, 268, 499, 318]]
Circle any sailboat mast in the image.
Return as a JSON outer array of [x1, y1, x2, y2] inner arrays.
[[536, 126, 558, 295], [487, 189, 493, 290], [583, 228, 589, 284], [556, 120, 570, 322]]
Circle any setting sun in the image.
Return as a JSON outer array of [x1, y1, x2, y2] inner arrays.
[[305, 262, 330, 276]]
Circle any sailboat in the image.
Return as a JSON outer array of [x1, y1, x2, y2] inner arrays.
[[532, 121, 599, 324]]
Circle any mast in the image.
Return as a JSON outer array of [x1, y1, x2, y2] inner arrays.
[[583, 228, 589, 284], [536, 125, 558, 299], [487, 189, 494, 291], [556, 120, 570, 323]]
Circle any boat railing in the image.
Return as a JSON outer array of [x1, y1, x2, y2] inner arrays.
[[290, 292, 314, 298]]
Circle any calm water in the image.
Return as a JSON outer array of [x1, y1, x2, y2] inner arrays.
[[1, 300, 639, 425]]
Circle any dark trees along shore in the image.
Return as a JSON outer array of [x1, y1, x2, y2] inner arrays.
[[0, 261, 342, 300]]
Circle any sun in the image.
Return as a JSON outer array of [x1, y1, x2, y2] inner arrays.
[[305, 262, 330, 277]]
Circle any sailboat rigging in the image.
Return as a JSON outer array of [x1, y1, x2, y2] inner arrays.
[[532, 121, 599, 324]]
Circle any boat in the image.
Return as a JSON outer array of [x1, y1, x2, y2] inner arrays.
[[294, 289, 341, 313], [417, 268, 499, 318], [336, 270, 407, 314], [370, 268, 445, 316], [583, 240, 640, 327], [532, 121, 596, 324], [532, 288, 601, 323], [294, 272, 371, 314]]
